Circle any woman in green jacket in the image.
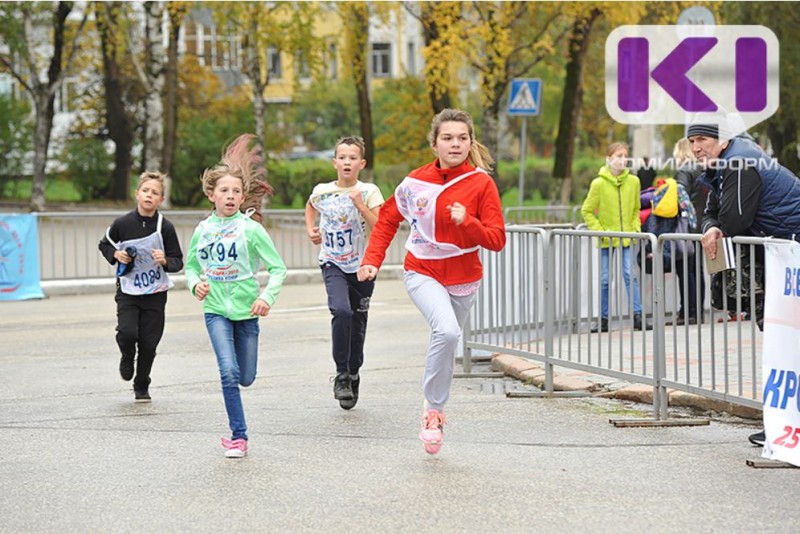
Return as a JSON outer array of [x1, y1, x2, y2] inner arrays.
[[581, 142, 648, 332]]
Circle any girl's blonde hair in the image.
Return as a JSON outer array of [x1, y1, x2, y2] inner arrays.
[[673, 137, 695, 166], [428, 108, 495, 171], [137, 171, 166, 196], [606, 142, 629, 157], [201, 133, 274, 223]]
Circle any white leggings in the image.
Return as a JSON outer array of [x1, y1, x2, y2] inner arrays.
[[404, 271, 477, 412]]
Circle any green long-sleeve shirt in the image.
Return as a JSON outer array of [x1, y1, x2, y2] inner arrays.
[[185, 211, 287, 319]]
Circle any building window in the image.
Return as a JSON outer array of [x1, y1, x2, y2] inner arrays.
[[267, 47, 282, 79], [56, 80, 76, 113], [295, 49, 310, 80], [371, 42, 391, 78], [407, 41, 416, 75], [228, 36, 240, 69], [202, 26, 213, 67], [184, 23, 198, 57], [184, 22, 239, 71], [326, 42, 337, 81], [0, 74, 12, 96], [215, 38, 226, 69]]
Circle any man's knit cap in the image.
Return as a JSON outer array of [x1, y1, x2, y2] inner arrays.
[[686, 123, 719, 139]]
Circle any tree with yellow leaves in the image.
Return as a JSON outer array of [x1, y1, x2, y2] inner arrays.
[[553, 1, 718, 204], [339, 2, 374, 176], [403, 1, 463, 115], [210, 1, 321, 144], [464, 2, 569, 167]]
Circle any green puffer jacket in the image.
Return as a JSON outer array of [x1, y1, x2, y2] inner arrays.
[[581, 165, 641, 248]]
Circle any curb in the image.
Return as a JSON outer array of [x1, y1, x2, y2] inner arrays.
[[40, 264, 406, 297], [491, 353, 761, 420]]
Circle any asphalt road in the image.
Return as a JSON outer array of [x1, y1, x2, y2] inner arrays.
[[0, 279, 795, 533]]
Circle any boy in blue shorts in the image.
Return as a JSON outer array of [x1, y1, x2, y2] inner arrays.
[[304, 136, 384, 409]]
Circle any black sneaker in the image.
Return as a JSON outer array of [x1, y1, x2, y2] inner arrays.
[[590, 318, 609, 333], [333, 372, 354, 401], [134, 389, 151, 403], [633, 314, 653, 331], [339, 375, 360, 410], [748, 429, 765, 447], [119, 355, 134, 381]]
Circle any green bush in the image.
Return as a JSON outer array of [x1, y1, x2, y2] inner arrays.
[[267, 158, 332, 208], [289, 80, 359, 151], [495, 153, 603, 206], [172, 107, 255, 207], [60, 137, 115, 201]]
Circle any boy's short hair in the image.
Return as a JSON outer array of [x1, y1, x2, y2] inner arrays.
[[137, 171, 167, 196], [334, 136, 366, 159]]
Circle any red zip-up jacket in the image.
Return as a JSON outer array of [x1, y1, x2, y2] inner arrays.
[[362, 159, 506, 285]]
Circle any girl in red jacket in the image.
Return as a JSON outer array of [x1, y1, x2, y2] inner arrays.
[[357, 109, 506, 454]]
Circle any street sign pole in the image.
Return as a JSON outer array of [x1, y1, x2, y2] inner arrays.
[[506, 78, 542, 208], [518, 118, 527, 206]]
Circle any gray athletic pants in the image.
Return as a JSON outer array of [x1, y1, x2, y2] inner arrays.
[[404, 271, 477, 412]]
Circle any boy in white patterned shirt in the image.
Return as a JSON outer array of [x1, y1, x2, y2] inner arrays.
[[304, 136, 384, 409]]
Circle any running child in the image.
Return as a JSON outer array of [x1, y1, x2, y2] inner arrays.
[[184, 134, 287, 458], [304, 136, 384, 410], [98, 171, 184, 402], [357, 109, 506, 454]]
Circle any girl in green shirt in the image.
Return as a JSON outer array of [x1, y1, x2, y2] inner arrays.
[[185, 134, 287, 458]]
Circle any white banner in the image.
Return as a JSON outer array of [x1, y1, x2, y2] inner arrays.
[[762, 241, 800, 465]]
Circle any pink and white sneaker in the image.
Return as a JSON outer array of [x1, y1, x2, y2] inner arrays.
[[419, 409, 445, 455], [221, 437, 248, 458]]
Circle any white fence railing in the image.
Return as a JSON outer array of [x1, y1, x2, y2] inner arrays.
[[35, 209, 410, 281]]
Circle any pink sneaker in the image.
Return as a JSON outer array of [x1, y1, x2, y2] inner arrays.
[[419, 409, 445, 455], [221, 437, 248, 458]]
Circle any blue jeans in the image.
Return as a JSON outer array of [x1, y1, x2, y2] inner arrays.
[[600, 246, 642, 318], [204, 313, 260, 441], [321, 263, 374, 375]]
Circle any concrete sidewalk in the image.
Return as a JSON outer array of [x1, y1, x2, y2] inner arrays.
[[491, 353, 762, 420]]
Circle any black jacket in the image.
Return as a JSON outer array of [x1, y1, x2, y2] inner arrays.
[[98, 209, 184, 290], [674, 167, 709, 233]]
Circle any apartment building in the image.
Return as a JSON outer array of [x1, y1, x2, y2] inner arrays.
[[180, 5, 425, 103]]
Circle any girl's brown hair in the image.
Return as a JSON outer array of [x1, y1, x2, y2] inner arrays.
[[428, 108, 495, 171], [201, 134, 274, 223]]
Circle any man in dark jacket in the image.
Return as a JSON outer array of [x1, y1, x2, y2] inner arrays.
[[693, 124, 800, 247], [690, 123, 800, 448]]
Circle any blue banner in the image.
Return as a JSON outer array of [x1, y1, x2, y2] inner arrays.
[[0, 214, 44, 301]]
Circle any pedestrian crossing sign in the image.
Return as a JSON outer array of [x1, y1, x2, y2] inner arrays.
[[507, 78, 542, 116]]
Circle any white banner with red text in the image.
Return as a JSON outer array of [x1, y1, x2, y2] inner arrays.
[[762, 241, 800, 465]]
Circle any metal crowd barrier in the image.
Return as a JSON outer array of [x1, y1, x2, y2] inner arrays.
[[502, 204, 583, 225], [35, 209, 410, 281], [465, 225, 777, 420]]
